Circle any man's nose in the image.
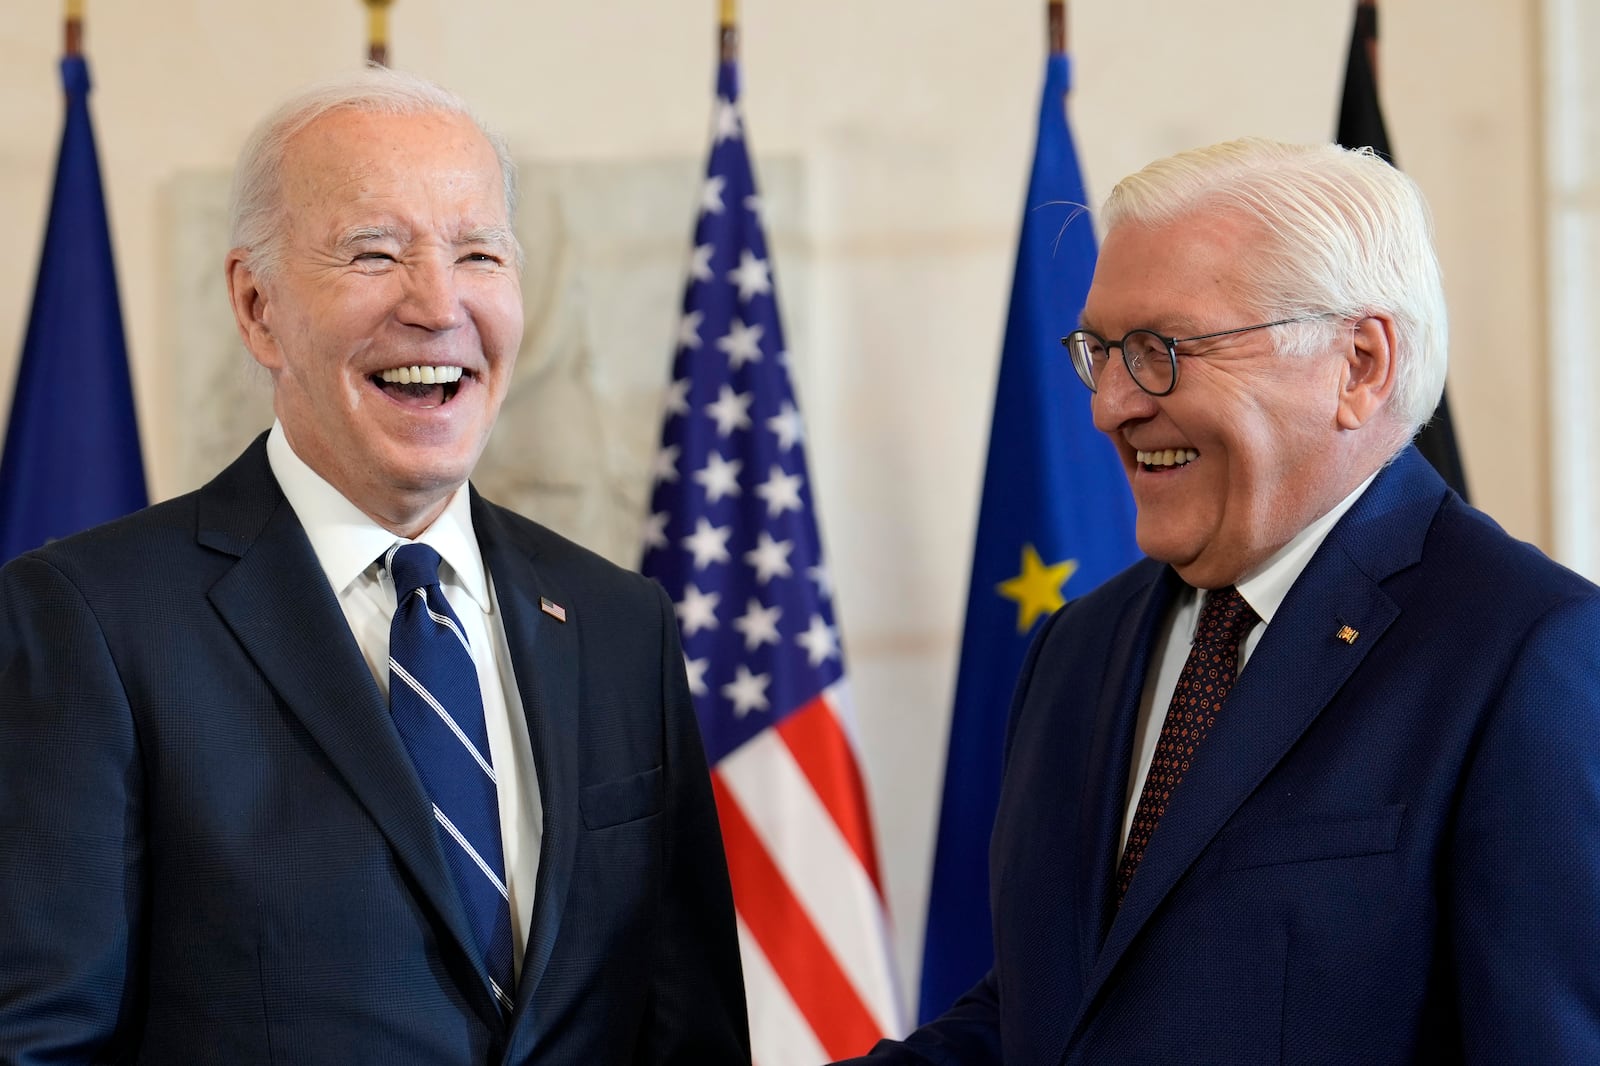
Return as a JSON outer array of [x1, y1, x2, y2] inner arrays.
[[398, 258, 465, 331], [1091, 351, 1157, 433]]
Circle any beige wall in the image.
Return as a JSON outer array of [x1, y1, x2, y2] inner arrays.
[[0, 0, 1550, 1007]]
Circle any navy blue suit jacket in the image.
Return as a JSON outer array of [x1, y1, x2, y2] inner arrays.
[[0, 437, 750, 1064], [847, 448, 1600, 1064]]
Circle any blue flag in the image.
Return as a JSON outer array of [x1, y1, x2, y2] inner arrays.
[[0, 55, 146, 563], [917, 51, 1138, 1022]]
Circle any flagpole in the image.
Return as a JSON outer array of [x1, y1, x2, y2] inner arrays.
[[364, 0, 393, 67], [65, 0, 84, 57], [1048, 0, 1065, 56], [1359, 0, 1378, 89], [719, 0, 737, 62]]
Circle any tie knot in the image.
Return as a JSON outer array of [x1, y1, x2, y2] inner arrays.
[[388, 542, 444, 598], [1194, 585, 1259, 647]]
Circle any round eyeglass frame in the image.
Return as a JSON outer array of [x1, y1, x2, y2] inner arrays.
[[1061, 317, 1319, 397]]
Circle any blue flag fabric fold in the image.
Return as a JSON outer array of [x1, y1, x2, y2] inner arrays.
[[0, 56, 146, 563], [917, 52, 1139, 1023]]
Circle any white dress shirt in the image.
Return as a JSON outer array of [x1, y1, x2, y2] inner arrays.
[[266, 423, 542, 978], [1120, 472, 1379, 849]]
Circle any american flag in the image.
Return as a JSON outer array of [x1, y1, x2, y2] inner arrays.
[[641, 57, 901, 1063]]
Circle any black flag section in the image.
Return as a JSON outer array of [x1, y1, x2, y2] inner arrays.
[[1336, 0, 1471, 502]]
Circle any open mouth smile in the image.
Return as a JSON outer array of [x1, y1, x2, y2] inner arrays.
[[372, 365, 468, 408], [1137, 448, 1198, 471]]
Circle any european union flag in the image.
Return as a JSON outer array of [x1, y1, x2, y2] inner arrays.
[[0, 55, 146, 563], [918, 49, 1138, 1022]]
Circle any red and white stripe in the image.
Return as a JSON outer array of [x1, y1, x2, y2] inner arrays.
[[712, 681, 901, 1064]]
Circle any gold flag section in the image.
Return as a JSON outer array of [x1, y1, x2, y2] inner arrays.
[[719, 0, 737, 63], [65, 0, 84, 57], [364, 0, 393, 67]]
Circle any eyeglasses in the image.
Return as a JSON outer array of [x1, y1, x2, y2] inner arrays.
[[1061, 317, 1319, 397]]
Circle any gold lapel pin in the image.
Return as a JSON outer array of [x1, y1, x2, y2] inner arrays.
[[540, 597, 568, 623], [1335, 624, 1358, 645]]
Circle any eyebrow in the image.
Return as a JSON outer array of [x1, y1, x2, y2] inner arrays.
[[335, 225, 410, 250], [1162, 316, 1213, 338], [1077, 315, 1211, 339], [457, 225, 517, 252]]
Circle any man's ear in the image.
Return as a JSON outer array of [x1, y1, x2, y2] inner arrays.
[[225, 250, 281, 371], [1336, 315, 1398, 430]]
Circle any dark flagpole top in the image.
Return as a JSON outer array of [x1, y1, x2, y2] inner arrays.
[[720, 0, 738, 64], [65, 0, 84, 58], [1357, 0, 1378, 86], [1049, 0, 1066, 56], [1356, 0, 1379, 37], [365, 0, 393, 67]]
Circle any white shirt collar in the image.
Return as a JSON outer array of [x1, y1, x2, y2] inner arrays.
[[1231, 470, 1379, 626], [265, 422, 490, 611]]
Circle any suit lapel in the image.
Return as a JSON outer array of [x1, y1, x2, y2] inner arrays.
[[471, 498, 581, 1034], [1072, 565, 1178, 972], [199, 439, 499, 1029], [1071, 450, 1442, 1043]]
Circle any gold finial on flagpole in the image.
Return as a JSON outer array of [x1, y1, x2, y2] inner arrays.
[[364, 0, 394, 67], [1048, 0, 1065, 55], [719, 0, 737, 64], [65, 0, 85, 58]]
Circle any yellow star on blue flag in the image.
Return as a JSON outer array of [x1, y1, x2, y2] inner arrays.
[[919, 42, 1140, 1024], [996, 544, 1077, 633]]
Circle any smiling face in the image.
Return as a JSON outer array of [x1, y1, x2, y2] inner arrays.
[[1085, 211, 1384, 588], [226, 107, 523, 537]]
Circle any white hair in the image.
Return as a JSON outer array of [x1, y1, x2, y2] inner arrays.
[[1101, 138, 1448, 435], [228, 65, 520, 279]]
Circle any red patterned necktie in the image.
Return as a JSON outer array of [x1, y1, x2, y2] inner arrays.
[[1116, 585, 1259, 901]]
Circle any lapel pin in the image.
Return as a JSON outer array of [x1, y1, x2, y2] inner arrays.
[[1335, 624, 1358, 645], [540, 597, 567, 623]]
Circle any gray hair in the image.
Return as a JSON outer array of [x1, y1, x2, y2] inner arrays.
[[1101, 138, 1448, 436], [228, 65, 521, 279]]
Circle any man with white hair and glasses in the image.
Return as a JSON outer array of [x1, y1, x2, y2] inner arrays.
[[840, 139, 1600, 1064]]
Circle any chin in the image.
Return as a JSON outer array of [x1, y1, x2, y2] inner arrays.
[[375, 452, 473, 497], [1134, 523, 1188, 566]]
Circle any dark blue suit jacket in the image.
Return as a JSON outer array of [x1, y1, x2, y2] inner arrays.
[[0, 437, 750, 1064], [846, 448, 1600, 1064]]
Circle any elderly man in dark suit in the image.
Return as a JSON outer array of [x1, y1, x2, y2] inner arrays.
[[842, 139, 1600, 1064], [0, 67, 748, 1064]]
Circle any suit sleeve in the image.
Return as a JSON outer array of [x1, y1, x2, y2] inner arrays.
[[636, 581, 752, 1065], [831, 974, 1004, 1066], [0, 555, 145, 1061], [1451, 592, 1600, 1062]]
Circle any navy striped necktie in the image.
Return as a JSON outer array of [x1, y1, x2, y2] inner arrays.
[[385, 542, 514, 1013]]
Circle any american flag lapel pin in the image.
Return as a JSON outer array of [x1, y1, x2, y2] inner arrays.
[[540, 597, 567, 623]]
